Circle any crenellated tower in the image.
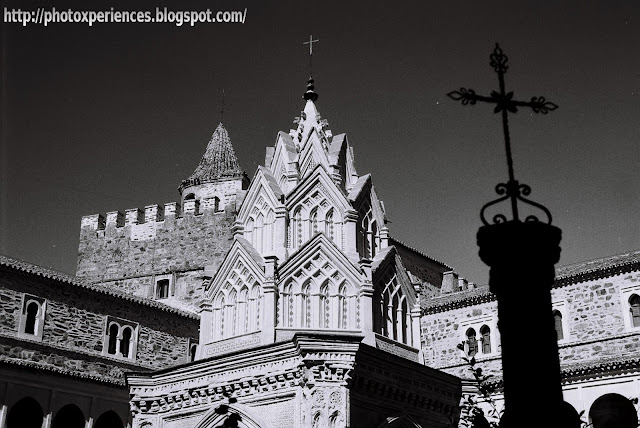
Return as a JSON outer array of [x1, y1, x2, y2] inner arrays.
[[76, 122, 249, 313]]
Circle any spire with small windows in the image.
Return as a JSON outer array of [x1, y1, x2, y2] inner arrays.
[[179, 123, 244, 194]]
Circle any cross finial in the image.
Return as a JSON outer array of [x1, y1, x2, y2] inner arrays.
[[448, 44, 558, 225], [303, 35, 320, 76], [220, 88, 225, 123], [303, 35, 319, 56]]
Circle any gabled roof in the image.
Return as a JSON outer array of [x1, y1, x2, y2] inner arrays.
[[347, 174, 371, 202], [0, 255, 198, 319], [555, 249, 640, 285], [179, 123, 244, 193]]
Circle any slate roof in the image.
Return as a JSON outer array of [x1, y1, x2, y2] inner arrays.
[[179, 123, 244, 193], [0, 255, 198, 319]]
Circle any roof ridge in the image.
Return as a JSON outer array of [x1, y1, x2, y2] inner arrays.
[[0, 254, 199, 319]]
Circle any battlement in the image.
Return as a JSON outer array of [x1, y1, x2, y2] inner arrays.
[[80, 197, 230, 231]]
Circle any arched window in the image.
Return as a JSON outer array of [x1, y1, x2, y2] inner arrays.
[[337, 284, 347, 329], [104, 317, 138, 359], [265, 210, 275, 252], [245, 218, 255, 248], [190, 343, 198, 361], [319, 282, 330, 328], [184, 193, 195, 200], [214, 196, 221, 212], [301, 282, 311, 328], [553, 310, 564, 340], [281, 282, 294, 327], [156, 279, 169, 299], [466, 328, 478, 357], [309, 208, 319, 238], [630, 294, 640, 328], [237, 287, 248, 335], [24, 302, 39, 335], [325, 210, 334, 241], [401, 298, 409, 344], [120, 327, 132, 357], [480, 325, 491, 353], [108, 323, 119, 355], [294, 208, 303, 247], [7, 397, 44, 428], [52, 404, 85, 428]]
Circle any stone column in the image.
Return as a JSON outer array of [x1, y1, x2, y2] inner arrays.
[[477, 221, 578, 428], [358, 258, 375, 346], [261, 256, 279, 344]]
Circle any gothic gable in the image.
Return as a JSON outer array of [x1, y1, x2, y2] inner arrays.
[[268, 131, 299, 193], [277, 234, 364, 330], [348, 174, 388, 259], [298, 127, 331, 179], [236, 166, 284, 254], [287, 165, 352, 251], [205, 238, 265, 342], [371, 247, 419, 347]]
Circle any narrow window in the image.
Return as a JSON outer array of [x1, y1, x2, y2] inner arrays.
[[309, 208, 318, 237], [24, 302, 39, 335], [190, 344, 197, 361], [480, 325, 491, 353], [466, 328, 478, 357], [214, 196, 221, 212], [156, 279, 170, 299], [630, 295, 640, 328], [553, 310, 564, 340], [120, 327, 132, 357], [325, 210, 334, 241], [108, 324, 119, 355]]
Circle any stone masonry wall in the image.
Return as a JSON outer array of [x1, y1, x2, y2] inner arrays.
[[77, 203, 235, 308], [421, 270, 640, 380], [0, 268, 199, 373]]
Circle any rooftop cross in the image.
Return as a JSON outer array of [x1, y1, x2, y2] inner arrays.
[[448, 44, 558, 225], [303, 35, 319, 75], [220, 88, 225, 123]]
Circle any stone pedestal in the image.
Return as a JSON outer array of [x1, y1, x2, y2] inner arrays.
[[477, 221, 579, 428]]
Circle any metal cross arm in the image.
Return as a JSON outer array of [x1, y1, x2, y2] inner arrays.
[[448, 89, 558, 114], [447, 44, 558, 225]]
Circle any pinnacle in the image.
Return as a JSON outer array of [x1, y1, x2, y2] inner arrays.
[[179, 123, 244, 193]]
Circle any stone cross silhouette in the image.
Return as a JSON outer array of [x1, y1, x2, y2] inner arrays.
[[448, 44, 558, 225], [303, 35, 319, 75]]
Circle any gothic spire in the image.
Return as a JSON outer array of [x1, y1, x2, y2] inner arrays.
[[179, 123, 244, 194]]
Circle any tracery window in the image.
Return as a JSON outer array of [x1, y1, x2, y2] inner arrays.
[[104, 317, 138, 360]]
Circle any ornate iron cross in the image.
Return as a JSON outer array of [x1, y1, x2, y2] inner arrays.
[[448, 44, 558, 225]]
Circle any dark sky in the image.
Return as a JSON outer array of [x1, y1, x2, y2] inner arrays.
[[2, 0, 639, 285]]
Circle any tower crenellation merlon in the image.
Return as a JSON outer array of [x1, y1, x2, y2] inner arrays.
[[79, 196, 243, 232]]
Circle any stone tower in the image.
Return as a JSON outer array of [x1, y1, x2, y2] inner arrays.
[[76, 123, 249, 312]]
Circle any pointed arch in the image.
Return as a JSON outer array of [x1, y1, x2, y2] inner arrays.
[[301, 280, 311, 328], [245, 217, 255, 248], [309, 207, 319, 238], [237, 286, 249, 335], [325, 209, 335, 241], [319, 281, 330, 328], [265, 209, 275, 252], [337, 283, 347, 329]]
